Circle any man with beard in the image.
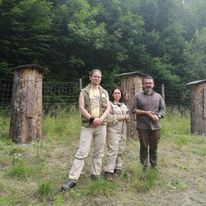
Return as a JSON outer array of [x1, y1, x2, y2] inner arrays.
[[132, 75, 165, 173]]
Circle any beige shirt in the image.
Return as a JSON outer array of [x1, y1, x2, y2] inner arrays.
[[107, 102, 129, 139], [89, 88, 100, 118]]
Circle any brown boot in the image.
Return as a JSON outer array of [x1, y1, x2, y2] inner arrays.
[[104, 172, 113, 182]]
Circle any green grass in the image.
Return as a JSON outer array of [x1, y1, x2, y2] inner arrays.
[[0, 109, 206, 206], [38, 179, 54, 196], [42, 110, 81, 144], [161, 109, 190, 140], [86, 178, 118, 196]]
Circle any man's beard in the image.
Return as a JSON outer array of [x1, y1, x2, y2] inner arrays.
[[144, 88, 153, 95]]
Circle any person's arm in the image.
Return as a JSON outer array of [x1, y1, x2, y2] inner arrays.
[[133, 108, 157, 120], [132, 94, 158, 121], [79, 91, 92, 119], [157, 96, 165, 119], [100, 92, 110, 121]]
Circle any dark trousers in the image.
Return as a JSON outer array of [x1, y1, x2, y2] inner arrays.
[[137, 129, 160, 168]]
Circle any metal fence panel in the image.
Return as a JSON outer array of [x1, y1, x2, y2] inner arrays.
[[0, 79, 191, 116]]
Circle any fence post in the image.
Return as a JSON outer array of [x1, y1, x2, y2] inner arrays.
[[79, 78, 82, 90], [161, 83, 165, 100]]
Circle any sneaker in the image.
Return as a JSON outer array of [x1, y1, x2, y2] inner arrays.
[[114, 168, 122, 175], [61, 180, 76, 191], [104, 172, 113, 182]]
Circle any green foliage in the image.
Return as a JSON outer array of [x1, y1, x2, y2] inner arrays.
[[133, 169, 160, 192], [52, 195, 64, 205], [1, 0, 206, 88], [161, 107, 190, 140], [86, 178, 118, 196], [183, 27, 206, 82], [0, 180, 3, 191], [191, 146, 206, 157], [0, 0, 52, 67], [43, 110, 81, 144], [38, 180, 53, 196], [7, 153, 30, 179]]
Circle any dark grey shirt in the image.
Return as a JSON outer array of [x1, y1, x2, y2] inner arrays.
[[132, 91, 165, 130]]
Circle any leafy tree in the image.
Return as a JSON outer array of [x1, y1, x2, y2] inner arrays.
[[183, 27, 206, 83], [46, 0, 107, 80], [88, 0, 145, 76], [137, 0, 186, 87], [0, 0, 52, 73], [1, 0, 206, 91]]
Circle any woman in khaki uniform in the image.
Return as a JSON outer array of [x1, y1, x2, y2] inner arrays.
[[104, 88, 129, 181]]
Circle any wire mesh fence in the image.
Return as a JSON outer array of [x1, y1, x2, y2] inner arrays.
[[155, 85, 191, 107], [0, 79, 191, 116], [42, 81, 80, 116], [0, 79, 13, 114]]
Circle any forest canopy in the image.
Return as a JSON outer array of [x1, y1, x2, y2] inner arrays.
[[0, 0, 206, 88]]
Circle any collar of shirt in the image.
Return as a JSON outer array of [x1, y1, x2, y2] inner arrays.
[[112, 102, 122, 107], [143, 90, 155, 95]]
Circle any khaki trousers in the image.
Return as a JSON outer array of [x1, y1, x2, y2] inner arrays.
[[69, 125, 106, 181], [104, 133, 126, 173], [115, 135, 126, 169]]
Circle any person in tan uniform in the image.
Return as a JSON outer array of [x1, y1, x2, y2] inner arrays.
[[104, 88, 129, 181], [61, 69, 110, 191]]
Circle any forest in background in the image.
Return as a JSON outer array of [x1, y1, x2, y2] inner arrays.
[[1, 0, 206, 89]]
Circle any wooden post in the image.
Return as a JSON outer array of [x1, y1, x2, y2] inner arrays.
[[79, 78, 82, 90], [161, 83, 165, 100], [9, 64, 46, 143]]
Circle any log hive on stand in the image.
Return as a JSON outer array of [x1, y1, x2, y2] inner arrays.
[[118, 71, 145, 138], [9, 64, 46, 143], [186, 79, 206, 135]]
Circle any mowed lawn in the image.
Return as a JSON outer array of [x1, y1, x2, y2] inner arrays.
[[0, 109, 206, 206]]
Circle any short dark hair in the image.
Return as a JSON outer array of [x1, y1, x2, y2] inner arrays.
[[110, 87, 124, 102], [142, 75, 154, 83]]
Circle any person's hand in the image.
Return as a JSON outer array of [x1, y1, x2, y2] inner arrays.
[[92, 118, 103, 127], [146, 111, 159, 121], [124, 115, 129, 120], [150, 114, 159, 121]]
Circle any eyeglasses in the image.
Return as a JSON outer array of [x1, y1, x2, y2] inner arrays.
[[92, 76, 101, 79]]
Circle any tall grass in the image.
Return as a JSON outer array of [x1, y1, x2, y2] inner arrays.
[[161, 107, 190, 140], [42, 109, 81, 144], [0, 109, 206, 206]]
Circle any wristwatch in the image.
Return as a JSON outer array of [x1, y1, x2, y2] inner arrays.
[[157, 114, 162, 119]]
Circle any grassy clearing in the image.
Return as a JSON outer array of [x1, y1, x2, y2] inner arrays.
[[0, 109, 206, 206]]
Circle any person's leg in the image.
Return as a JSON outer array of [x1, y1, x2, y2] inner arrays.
[[104, 128, 121, 173], [69, 127, 93, 181], [137, 129, 149, 171], [115, 134, 126, 172], [149, 129, 160, 168], [61, 127, 93, 191], [91, 125, 106, 176]]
